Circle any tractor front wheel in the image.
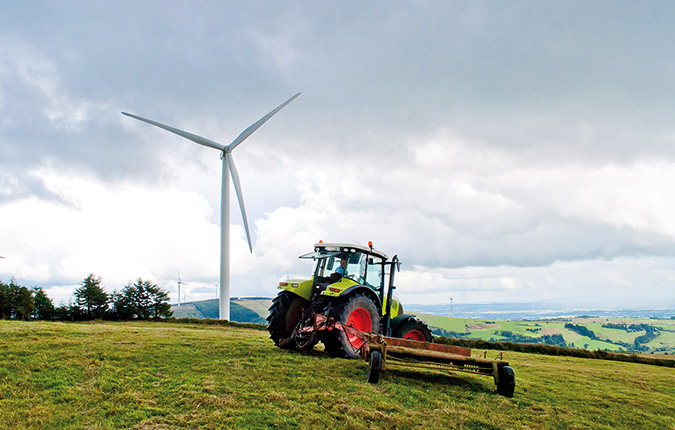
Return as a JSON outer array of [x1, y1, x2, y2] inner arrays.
[[323, 293, 381, 359], [267, 291, 312, 351], [392, 317, 433, 342]]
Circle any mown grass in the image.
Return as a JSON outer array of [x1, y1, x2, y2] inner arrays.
[[1, 320, 674, 429]]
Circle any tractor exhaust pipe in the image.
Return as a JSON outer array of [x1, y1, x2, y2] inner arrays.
[[383, 255, 400, 336]]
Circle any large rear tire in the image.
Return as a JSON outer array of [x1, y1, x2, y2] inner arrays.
[[267, 291, 312, 351], [392, 317, 433, 342], [323, 293, 381, 359]]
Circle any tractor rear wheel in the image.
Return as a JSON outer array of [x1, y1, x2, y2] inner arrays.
[[267, 291, 313, 351], [323, 293, 381, 359], [392, 317, 433, 342]]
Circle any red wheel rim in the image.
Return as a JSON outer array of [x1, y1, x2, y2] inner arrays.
[[403, 330, 426, 341], [346, 307, 372, 347]]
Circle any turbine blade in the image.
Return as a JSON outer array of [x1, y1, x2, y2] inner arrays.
[[122, 112, 226, 152], [226, 153, 253, 253], [227, 92, 301, 151]]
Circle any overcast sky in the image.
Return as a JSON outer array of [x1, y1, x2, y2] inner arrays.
[[1, 1, 674, 308]]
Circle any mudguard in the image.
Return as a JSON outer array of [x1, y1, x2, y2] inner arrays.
[[390, 314, 417, 331], [277, 278, 314, 301], [322, 284, 382, 311]]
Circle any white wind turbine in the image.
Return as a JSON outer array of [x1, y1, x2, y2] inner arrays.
[[176, 273, 187, 307], [122, 93, 301, 320]]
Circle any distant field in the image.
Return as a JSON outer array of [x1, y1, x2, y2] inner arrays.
[[1, 320, 674, 429], [420, 313, 675, 354]]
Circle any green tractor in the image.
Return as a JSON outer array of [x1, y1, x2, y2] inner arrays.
[[268, 242, 432, 358]]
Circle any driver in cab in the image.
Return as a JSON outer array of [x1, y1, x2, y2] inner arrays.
[[335, 256, 348, 278]]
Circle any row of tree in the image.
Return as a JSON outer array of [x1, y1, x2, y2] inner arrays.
[[0, 274, 172, 321]]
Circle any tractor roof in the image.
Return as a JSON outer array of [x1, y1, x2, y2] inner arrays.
[[313, 242, 388, 260]]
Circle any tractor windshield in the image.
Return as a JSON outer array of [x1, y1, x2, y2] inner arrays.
[[302, 249, 370, 285], [323, 252, 366, 283]]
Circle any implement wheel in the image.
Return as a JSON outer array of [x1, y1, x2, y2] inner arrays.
[[496, 365, 516, 398], [323, 293, 381, 359], [367, 351, 382, 383]]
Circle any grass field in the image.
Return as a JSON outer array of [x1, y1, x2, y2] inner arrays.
[[1, 320, 674, 429]]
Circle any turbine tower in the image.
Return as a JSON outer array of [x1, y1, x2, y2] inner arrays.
[[122, 93, 300, 320]]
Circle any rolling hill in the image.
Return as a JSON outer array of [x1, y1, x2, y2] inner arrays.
[[170, 298, 268, 324], [175, 298, 675, 354]]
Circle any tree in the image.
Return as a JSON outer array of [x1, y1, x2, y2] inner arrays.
[[54, 302, 84, 321], [32, 287, 55, 320], [74, 274, 109, 319], [0, 280, 11, 319], [13, 284, 35, 320], [0, 279, 35, 320], [114, 278, 172, 320]]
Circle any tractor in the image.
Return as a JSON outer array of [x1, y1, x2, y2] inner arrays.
[[267, 241, 432, 358]]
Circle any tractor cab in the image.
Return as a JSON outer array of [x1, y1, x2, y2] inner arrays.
[[300, 242, 388, 295]]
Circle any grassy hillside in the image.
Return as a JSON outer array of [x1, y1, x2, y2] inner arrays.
[[171, 299, 267, 324], [1, 320, 673, 429], [419, 313, 675, 354]]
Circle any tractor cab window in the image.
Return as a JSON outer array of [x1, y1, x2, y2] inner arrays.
[[340, 252, 366, 284], [302, 247, 377, 286], [365, 257, 383, 290], [300, 250, 340, 279]]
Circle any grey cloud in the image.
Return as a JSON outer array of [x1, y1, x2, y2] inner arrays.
[[3, 1, 674, 179], [2, 1, 675, 305]]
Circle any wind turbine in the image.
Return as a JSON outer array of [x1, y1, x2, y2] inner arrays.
[[122, 93, 301, 320], [176, 273, 188, 307]]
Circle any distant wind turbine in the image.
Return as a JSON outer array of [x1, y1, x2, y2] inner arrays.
[[122, 93, 301, 320], [177, 273, 188, 307]]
